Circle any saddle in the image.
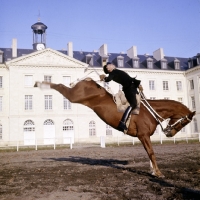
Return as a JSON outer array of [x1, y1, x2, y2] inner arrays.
[[114, 90, 141, 115]]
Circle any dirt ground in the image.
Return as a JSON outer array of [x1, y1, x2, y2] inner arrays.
[[0, 142, 200, 200]]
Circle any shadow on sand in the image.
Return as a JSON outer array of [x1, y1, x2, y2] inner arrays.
[[44, 156, 200, 199]]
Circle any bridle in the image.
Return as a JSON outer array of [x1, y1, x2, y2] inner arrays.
[[163, 115, 191, 136], [139, 91, 192, 137]]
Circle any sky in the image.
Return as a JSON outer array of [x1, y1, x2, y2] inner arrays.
[[1, 0, 200, 58]]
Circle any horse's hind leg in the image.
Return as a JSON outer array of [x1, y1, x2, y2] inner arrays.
[[138, 135, 165, 178], [34, 81, 71, 100]]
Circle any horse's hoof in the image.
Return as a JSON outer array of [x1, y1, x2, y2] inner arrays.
[[34, 82, 40, 87], [152, 172, 165, 178]]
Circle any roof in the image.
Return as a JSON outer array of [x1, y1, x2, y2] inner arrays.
[[0, 47, 192, 71]]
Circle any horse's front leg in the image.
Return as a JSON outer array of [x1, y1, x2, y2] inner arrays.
[[138, 135, 165, 178]]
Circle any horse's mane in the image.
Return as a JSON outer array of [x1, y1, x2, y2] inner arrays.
[[147, 99, 190, 111], [82, 78, 113, 98]]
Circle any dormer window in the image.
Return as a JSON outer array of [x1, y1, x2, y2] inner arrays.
[[196, 53, 200, 65], [174, 58, 180, 70], [0, 50, 3, 63], [188, 58, 193, 68], [86, 54, 93, 65], [147, 57, 153, 69], [161, 59, 167, 69], [197, 57, 200, 65], [101, 55, 108, 66], [133, 57, 139, 68], [117, 55, 124, 67]]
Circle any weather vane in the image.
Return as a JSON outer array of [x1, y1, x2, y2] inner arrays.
[[38, 10, 41, 22]]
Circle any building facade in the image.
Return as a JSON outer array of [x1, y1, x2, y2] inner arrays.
[[0, 21, 199, 147]]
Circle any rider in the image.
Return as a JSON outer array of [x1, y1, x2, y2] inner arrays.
[[100, 62, 141, 131]]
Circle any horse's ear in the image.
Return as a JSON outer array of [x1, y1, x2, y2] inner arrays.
[[188, 111, 196, 120]]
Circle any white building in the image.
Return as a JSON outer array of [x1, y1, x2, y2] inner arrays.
[[0, 21, 199, 147]]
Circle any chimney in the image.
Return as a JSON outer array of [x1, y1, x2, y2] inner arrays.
[[99, 44, 108, 56], [67, 42, 73, 57], [12, 38, 17, 58], [127, 46, 137, 59], [153, 48, 164, 61]]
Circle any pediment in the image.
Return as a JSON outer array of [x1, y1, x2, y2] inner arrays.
[[6, 48, 87, 68]]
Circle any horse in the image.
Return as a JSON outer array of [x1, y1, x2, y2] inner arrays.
[[34, 78, 195, 178]]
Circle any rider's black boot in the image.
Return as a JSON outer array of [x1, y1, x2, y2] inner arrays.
[[117, 106, 133, 131]]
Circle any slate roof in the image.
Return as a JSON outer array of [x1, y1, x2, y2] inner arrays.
[[0, 47, 193, 71]]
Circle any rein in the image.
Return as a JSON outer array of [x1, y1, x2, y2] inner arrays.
[[70, 70, 115, 95], [139, 91, 191, 136]]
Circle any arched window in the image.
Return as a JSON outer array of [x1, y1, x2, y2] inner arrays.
[[89, 121, 96, 136], [106, 124, 112, 136], [0, 124, 2, 139], [44, 119, 54, 125], [63, 119, 74, 131], [24, 120, 35, 132]]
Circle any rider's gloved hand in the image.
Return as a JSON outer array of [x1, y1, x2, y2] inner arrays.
[[100, 74, 106, 81], [138, 85, 143, 92]]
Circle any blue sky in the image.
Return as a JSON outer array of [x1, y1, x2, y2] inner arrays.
[[1, 0, 200, 58]]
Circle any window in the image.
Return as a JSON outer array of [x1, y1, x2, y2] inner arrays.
[[164, 97, 170, 100], [89, 121, 96, 136], [45, 95, 52, 110], [118, 59, 124, 67], [188, 59, 193, 68], [102, 57, 108, 67], [117, 56, 124, 67], [64, 97, 71, 110], [174, 59, 180, 70], [150, 97, 156, 100], [44, 75, 52, 83], [63, 76, 71, 86], [106, 124, 112, 136], [0, 124, 2, 139], [0, 76, 2, 88], [24, 75, 33, 87], [147, 60, 153, 69], [163, 81, 169, 90], [177, 97, 183, 103], [147, 57, 153, 69], [63, 119, 74, 131], [149, 80, 155, 90], [86, 54, 93, 65], [0, 96, 2, 111], [193, 118, 198, 133], [180, 127, 185, 133], [197, 57, 200, 65], [161, 61, 167, 69], [0, 52, 3, 63], [44, 119, 54, 125], [191, 96, 195, 109], [24, 120, 35, 132], [133, 59, 139, 68], [25, 95, 33, 110], [176, 81, 182, 91], [189, 80, 194, 90]]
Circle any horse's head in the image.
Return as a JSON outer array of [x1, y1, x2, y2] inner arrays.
[[164, 110, 196, 137]]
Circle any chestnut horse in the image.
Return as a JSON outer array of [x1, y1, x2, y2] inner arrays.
[[34, 78, 195, 178]]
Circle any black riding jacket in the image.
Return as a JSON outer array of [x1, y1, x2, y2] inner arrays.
[[104, 69, 140, 89]]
